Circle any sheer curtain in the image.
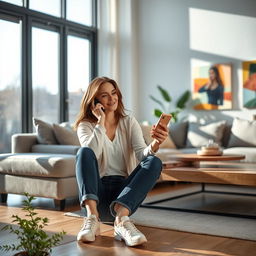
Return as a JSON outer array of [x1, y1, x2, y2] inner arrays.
[[97, 0, 139, 115]]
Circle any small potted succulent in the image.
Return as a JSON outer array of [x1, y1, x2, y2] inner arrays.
[[0, 193, 66, 256]]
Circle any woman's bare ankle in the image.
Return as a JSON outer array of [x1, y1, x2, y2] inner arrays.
[[114, 203, 129, 224], [84, 199, 99, 219]]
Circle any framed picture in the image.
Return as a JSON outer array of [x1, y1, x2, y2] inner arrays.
[[243, 60, 256, 108], [191, 61, 232, 110]]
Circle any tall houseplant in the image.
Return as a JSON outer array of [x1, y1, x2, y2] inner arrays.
[[0, 193, 66, 256], [150, 85, 190, 122]]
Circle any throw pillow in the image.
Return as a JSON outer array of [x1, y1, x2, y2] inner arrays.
[[33, 117, 57, 144], [228, 118, 256, 147], [186, 121, 226, 148], [140, 124, 176, 149], [53, 123, 80, 146], [169, 121, 188, 148]]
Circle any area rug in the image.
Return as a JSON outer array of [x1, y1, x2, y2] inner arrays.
[[64, 184, 256, 241]]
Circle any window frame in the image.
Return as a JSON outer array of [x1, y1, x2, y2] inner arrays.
[[0, 0, 97, 132]]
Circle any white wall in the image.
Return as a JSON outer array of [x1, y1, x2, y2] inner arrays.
[[98, 0, 256, 124], [136, 0, 256, 124], [98, 0, 139, 115]]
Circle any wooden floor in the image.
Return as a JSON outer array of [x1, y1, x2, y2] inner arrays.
[[0, 182, 256, 256]]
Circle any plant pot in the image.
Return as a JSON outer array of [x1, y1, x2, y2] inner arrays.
[[14, 252, 50, 256]]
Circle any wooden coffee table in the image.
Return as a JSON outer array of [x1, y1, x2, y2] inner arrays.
[[142, 154, 256, 219], [164, 153, 245, 167]]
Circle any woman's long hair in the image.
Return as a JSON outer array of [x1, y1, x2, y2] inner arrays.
[[74, 77, 126, 129], [210, 66, 224, 86]]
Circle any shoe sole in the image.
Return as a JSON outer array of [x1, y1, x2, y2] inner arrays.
[[114, 232, 147, 246]]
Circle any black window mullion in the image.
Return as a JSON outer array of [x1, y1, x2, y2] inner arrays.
[[91, 31, 97, 79], [92, 0, 97, 28], [61, 0, 66, 19], [21, 14, 27, 132], [60, 25, 68, 123], [25, 15, 33, 132]]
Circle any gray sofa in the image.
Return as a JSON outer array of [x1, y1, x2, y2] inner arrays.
[[167, 117, 256, 162], [0, 133, 80, 210], [0, 117, 255, 210]]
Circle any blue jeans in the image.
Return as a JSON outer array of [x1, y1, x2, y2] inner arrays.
[[76, 147, 162, 222]]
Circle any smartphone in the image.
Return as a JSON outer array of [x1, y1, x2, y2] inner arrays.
[[94, 98, 105, 112], [155, 113, 172, 129]]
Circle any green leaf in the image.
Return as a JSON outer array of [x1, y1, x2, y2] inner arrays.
[[157, 85, 172, 102], [170, 111, 178, 122], [176, 90, 190, 109], [154, 109, 162, 117], [149, 95, 165, 110]]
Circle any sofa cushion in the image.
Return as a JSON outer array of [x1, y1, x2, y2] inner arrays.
[[0, 153, 75, 178], [31, 144, 80, 155], [228, 118, 256, 147], [155, 148, 181, 161], [140, 124, 176, 149], [222, 124, 232, 148], [53, 123, 80, 146], [186, 121, 226, 148], [33, 118, 57, 144], [179, 148, 198, 154], [169, 121, 188, 148], [223, 147, 256, 163]]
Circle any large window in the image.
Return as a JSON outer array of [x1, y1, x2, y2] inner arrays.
[[32, 27, 60, 123], [0, 16, 22, 153], [68, 35, 90, 123], [0, 0, 97, 153], [67, 0, 92, 26], [30, 0, 61, 17]]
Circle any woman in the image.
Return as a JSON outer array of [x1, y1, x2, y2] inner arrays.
[[199, 66, 224, 106], [74, 77, 168, 246]]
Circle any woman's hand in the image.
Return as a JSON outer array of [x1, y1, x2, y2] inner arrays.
[[150, 123, 169, 145], [91, 102, 105, 126], [205, 82, 211, 90]]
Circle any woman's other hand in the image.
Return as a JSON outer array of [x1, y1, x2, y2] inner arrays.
[[91, 102, 105, 126], [205, 82, 211, 90], [150, 123, 169, 145]]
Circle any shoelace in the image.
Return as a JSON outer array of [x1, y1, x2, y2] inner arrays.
[[122, 220, 141, 237], [81, 217, 97, 231]]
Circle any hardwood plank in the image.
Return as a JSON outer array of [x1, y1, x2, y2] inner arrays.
[[1, 183, 256, 256], [52, 226, 256, 256]]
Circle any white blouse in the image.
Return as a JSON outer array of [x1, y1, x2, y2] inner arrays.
[[104, 125, 126, 176]]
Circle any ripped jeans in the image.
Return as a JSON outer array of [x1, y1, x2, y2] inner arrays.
[[75, 147, 162, 222]]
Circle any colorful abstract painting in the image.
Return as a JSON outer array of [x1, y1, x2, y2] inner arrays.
[[192, 62, 232, 110], [243, 60, 256, 108]]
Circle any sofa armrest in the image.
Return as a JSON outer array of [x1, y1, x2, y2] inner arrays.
[[12, 133, 38, 153], [31, 144, 80, 155]]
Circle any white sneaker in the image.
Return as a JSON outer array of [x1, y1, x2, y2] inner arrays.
[[114, 216, 147, 246], [77, 214, 100, 242]]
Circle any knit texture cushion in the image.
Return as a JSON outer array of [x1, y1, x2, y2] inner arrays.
[[228, 118, 256, 147], [33, 117, 57, 144], [186, 121, 226, 148], [169, 121, 188, 148], [53, 123, 80, 146]]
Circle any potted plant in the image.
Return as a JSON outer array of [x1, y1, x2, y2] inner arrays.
[[0, 193, 66, 256], [150, 85, 190, 122]]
